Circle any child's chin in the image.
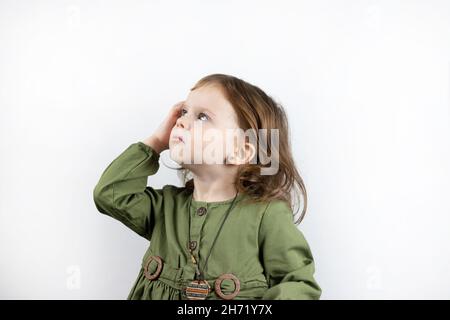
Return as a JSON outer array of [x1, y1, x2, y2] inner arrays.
[[169, 148, 191, 165]]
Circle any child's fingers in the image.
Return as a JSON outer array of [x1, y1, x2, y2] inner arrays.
[[172, 100, 185, 110], [170, 100, 185, 118]]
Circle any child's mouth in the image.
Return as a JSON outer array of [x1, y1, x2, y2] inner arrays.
[[173, 135, 184, 143]]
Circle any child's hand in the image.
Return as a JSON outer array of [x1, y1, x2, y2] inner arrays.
[[141, 101, 185, 154]]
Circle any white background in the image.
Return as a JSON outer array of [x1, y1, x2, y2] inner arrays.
[[1, 0, 449, 299]]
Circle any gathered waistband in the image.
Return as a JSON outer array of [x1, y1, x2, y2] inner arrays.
[[142, 255, 268, 299]]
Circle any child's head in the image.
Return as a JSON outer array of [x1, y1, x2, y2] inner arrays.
[[169, 73, 307, 224]]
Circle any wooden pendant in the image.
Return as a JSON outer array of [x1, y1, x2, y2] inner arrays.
[[184, 280, 210, 300]]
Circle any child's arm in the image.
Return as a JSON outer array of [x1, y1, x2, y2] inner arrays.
[[258, 200, 322, 300], [93, 101, 185, 240], [92, 140, 163, 240]]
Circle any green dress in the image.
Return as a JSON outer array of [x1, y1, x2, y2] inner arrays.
[[93, 141, 322, 300]]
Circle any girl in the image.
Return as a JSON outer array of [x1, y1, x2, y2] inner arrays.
[[93, 74, 321, 300]]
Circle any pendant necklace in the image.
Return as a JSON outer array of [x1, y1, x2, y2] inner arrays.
[[184, 191, 239, 300]]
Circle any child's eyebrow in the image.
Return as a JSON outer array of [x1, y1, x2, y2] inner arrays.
[[183, 103, 216, 117]]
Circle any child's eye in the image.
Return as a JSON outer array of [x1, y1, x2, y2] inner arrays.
[[198, 113, 209, 121], [180, 108, 187, 116]]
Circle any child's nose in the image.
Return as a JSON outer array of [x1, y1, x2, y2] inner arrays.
[[176, 115, 191, 130]]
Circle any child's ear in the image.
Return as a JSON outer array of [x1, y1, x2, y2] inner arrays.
[[227, 142, 256, 165]]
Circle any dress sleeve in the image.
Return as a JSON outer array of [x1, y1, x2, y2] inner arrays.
[[93, 141, 164, 240], [258, 200, 322, 300]]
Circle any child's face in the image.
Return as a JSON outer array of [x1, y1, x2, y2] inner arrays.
[[169, 84, 242, 166]]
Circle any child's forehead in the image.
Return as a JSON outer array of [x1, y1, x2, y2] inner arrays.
[[186, 87, 237, 118]]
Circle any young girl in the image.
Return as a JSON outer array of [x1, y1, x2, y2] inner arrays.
[[93, 74, 321, 300]]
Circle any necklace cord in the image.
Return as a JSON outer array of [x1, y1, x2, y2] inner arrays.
[[187, 191, 239, 281]]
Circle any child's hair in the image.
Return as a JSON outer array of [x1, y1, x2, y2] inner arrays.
[[178, 73, 308, 225]]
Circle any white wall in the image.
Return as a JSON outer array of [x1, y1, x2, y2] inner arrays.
[[1, 0, 449, 299]]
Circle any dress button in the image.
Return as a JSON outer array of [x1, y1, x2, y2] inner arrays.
[[188, 240, 197, 250], [197, 207, 207, 216]]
